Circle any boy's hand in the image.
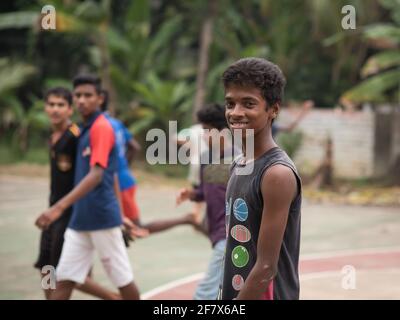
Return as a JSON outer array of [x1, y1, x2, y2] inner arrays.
[[35, 206, 63, 230], [184, 212, 205, 234], [122, 216, 135, 229], [122, 217, 149, 239], [186, 212, 208, 235], [302, 100, 314, 112], [130, 224, 149, 239], [184, 212, 202, 226], [176, 188, 194, 206]]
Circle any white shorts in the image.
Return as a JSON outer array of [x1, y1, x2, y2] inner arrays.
[[56, 227, 134, 288]]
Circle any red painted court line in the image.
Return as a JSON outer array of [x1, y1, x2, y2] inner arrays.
[[147, 282, 199, 300], [300, 251, 400, 274], [144, 250, 400, 300]]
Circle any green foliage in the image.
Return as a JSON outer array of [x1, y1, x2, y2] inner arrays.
[[0, 0, 396, 162], [0, 11, 38, 30], [341, 0, 400, 104], [276, 131, 303, 159], [131, 73, 194, 134], [0, 58, 36, 95]]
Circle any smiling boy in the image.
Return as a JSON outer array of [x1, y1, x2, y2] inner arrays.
[[221, 58, 302, 300]]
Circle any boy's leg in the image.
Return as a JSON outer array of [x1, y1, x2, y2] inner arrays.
[[51, 219, 121, 300], [54, 228, 94, 300], [119, 281, 140, 300], [76, 276, 121, 300], [91, 227, 140, 300], [50, 280, 76, 300], [39, 273, 52, 299], [34, 229, 52, 299], [193, 239, 226, 300], [35, 212, 72, 299]]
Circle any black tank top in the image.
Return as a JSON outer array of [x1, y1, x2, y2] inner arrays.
[[221, 147, 302, 300]]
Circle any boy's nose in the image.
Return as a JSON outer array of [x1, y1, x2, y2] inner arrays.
[[77, 97, 86, 104], [229, 105, 245, 118]]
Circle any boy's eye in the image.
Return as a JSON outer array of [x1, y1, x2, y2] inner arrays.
[[245, 101, 255, 108], [225, 101, 235, 109]]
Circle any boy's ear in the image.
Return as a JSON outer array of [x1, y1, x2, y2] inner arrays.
[[269, 103, 280, 120], [68, 105, 73, 117], [98, 93, 104, 106]]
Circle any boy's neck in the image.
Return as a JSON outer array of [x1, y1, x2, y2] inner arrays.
[[51, 120, 71, 145], [52, 120, 71, 134], [83, 109, 100, 124], [242, 127, 277, 160]]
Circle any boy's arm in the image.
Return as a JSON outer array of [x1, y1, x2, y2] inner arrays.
[[176, 166, 205, 205], [140, 213, 195, 235], [35, 165, 104, 229], [113, 173, 149, 238], [236, 164, 297, 300], [176, 185, 205, 205], [36, 117, 115, 230], [113, 173, 123, 214]]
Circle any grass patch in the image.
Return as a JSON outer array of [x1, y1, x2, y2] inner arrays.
[[0, 145, 49, 165]]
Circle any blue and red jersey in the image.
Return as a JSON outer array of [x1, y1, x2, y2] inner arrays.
[[68, 111, 122, 231], [108, 117, 136, 191]]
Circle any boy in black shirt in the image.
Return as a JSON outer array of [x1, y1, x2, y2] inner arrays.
[[221, 58, 302, 300]]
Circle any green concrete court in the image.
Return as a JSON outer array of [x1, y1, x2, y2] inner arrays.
[[0, 174, 399, 299]]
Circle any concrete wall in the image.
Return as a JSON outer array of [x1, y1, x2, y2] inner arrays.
[[277, 108, 375, 178]]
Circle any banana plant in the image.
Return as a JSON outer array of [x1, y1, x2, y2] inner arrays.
[[341, 0, 400, 104], [0, 58, 38, 152], [130, 72, 194, 135]]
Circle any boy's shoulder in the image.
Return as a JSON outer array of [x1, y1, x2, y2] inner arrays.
[[91, 113, 114, 132], [68, 123, 80, 138]]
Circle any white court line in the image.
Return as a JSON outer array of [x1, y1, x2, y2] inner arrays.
[[142, 247, 400, 299], [300, 268, 400, 281], [142, 272, 204, 300], [301, 246, 400, 260]]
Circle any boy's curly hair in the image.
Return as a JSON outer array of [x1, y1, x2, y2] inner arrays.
[[222, 58, 286, 108], [197, 103, 228, 131]]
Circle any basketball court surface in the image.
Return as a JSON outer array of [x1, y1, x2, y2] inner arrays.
[[0, 174, 399, 299]]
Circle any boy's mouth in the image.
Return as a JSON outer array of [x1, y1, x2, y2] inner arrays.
[[229, 121, 249, 129]]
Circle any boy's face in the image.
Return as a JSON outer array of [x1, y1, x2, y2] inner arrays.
[[73, 84, 103, 119], [44, 94, 72, 126], [224, 84, 278, 135]]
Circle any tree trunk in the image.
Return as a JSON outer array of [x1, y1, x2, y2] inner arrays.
[[95, 33, 117, 116], [19, 124, 28, 154], [388, 155, 400, 185], [310, 136, 334, 189], [192, 1, 217, 123]]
